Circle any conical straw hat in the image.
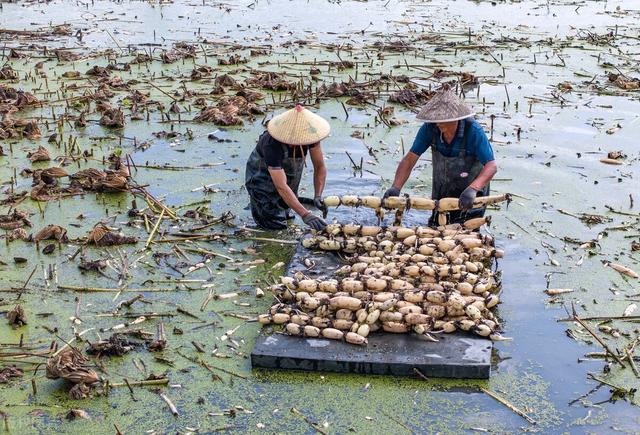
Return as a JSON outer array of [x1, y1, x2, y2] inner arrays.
[[416, 88, 475, 122], [267, 105, 331, 145]]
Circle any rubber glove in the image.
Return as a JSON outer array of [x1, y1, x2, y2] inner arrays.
[[382, 186, 401, 199], [302, 213, 327, 231], [313, 196, 328, 218], [458, 186, 478, 211]]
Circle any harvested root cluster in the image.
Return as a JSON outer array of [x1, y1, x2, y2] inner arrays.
[[260, 223, 507, 345], [302, 221, 501, 259]]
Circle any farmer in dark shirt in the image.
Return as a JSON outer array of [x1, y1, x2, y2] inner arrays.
[[245, 105, 329, 230], [383, 88, 497, 225]]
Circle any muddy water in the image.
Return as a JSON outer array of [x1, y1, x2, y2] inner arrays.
[[1, 0, 639, 433]]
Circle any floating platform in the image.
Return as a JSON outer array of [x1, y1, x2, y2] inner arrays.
[[251, 240, 493, 379], [252, 332, 491, 378]]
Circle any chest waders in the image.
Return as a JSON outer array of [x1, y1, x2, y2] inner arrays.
[[245, 132, 306, 230], [428, 120, 490, 226]]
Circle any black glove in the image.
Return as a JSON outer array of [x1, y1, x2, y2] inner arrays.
[[302, 212, 327, 231], [383, 186, 401, 199], [459, 186, 478, 211], [313, 196, 328, 218]]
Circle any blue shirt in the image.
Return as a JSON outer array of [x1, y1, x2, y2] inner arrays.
[[409, 119, 495, 164]]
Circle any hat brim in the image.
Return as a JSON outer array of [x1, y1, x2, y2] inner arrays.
[[415, 112, 476, 123], [267, 128, 330, 146], [267, 108, 331, 146]]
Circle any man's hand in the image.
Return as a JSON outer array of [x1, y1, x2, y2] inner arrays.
[[459, 186, 478, 210], [383, 186, 401, 199], [302, 213, 327, 231], [313, 196, 328, 218]]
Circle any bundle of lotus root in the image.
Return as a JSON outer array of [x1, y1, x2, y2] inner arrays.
[[321, 194, 510, 225], [301, 222, 502, 261], [259, 224, 508, 345]]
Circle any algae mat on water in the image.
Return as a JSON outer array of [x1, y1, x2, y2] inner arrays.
[[1, 0, 640, 433]]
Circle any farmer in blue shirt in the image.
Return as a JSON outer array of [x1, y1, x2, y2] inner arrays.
[[383, 88, 497, 226]]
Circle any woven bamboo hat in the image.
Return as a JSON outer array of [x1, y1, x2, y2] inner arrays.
[[267, 105, 330, 145], [416, 88, 475, 122]]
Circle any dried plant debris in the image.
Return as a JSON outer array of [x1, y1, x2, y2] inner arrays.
[[388, 87, 435, 107], [99, 107, 125, 128], [607, 150, 626, 160], [65, 408, 91, 420], [30, 182, 83, 201], [26, 145, 50, 162], [218, 54, 247, 65], [214, 74, 238, 88], [32, 167, 69, 185], [194, 95, 263, 125], [0, 65, 18, 80], [1, 118, 41, 140], [0, 366, 23, 384], [608, 73, 640, 90], [0, 209, 32, 230], [31, 224, 68, 242], [85, 65, 111, 78], [86, 334, 135, 357], [4, 228, 29, 241], [246, 71, 296, 91], [107, 154, 130, 177], [46, 348, 100, 385], [7, 304, 27, 326], [0, 85, 39, 112], [148, 322, 167, 352], [86, 223, 137, 246], [78, 258, 108, 272], [191, 65, 215, 79], [161, 43, 196, 63], [129, 53, 152, 64]]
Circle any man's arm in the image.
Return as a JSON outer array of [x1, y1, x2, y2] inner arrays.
[[469, 160, 497, 191], [391, 151, 420, 190], [308, 144, 326, 197], [268, 168, 309, 217]]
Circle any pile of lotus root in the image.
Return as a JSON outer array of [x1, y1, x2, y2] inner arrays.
[[259, 219, 508, 346]]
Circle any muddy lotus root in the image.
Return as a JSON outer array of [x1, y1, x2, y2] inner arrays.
[[259, 223, 508, 344]]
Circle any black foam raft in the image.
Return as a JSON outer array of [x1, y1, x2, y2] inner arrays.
[[251, 241, 492, 379]]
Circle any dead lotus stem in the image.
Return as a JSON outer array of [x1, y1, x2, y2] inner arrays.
[[571, 310, 625, 367], [52, 328, 94, 357], [109, 378, 169, 388], [57, 285, 184, 292], [144, 208, 165, 249], [159, 392, 179, 416], [480, 387, 537, 425], [183, 247, 235, 261]]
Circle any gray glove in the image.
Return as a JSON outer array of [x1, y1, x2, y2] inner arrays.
[[313, 196, 328, 218], [459, 186, 478, 211], [383, 186, 401, 199], [303, 212, 327, 231]]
